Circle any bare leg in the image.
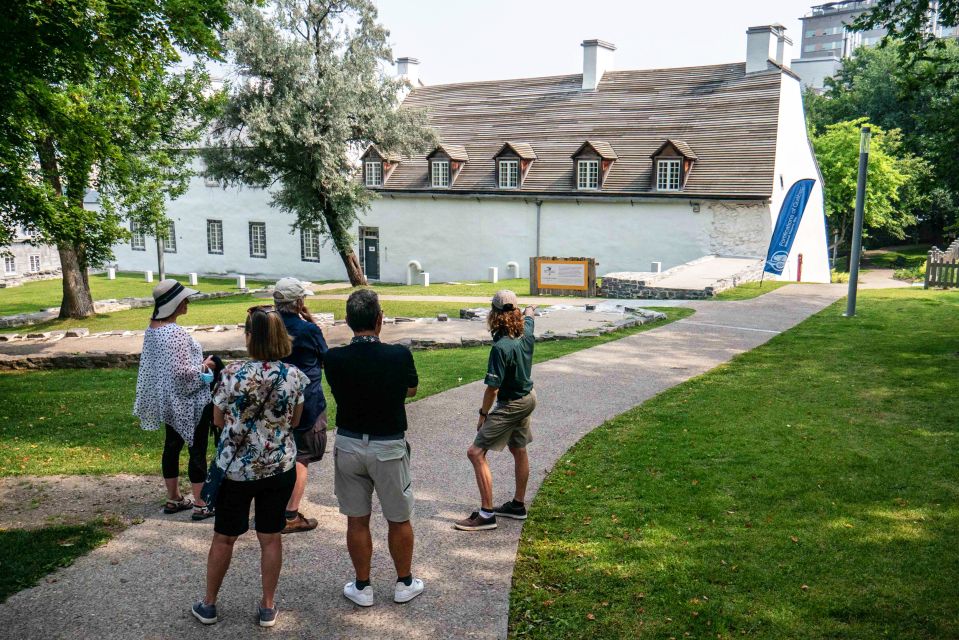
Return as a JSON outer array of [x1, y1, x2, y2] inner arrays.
[[204, 533, 238, 604], [467, 445, 494, 510], [164, 477, 182, 501], [192, 482, 206, 508], [346, 515, 373, 581], [509, 446, 530, 504], [286, 462, 308, 512], [257, 532, 283, 609], [387, 520, 414, 577]]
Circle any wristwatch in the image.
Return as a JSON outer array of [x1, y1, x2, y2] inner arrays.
[[479, 408, 488, 417]]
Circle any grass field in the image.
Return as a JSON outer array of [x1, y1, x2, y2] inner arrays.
[[0, 307, 691, 476], [510, 288, 959, 639], [713, 280, 790, 301], [0, 295, 465, 335], [863, 244, 930, 269], [0, 518, 122, 602], [0, 272, 273, 317]]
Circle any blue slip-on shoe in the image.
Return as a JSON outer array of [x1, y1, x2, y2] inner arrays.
[[258, 604, 278, 627], [191, 601, 218, 625]]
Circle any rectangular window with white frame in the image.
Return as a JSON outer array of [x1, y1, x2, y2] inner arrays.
[[249, 222, 267, 258], [657, 158, 682, 191], [431, 160, 450, 188], [4, 256, 15, 275], [130, 221, 146, 251], [364, 161, 383, 187], [29, 255, 41, 272], [207, 220, 223, 255], [577, 160, 599, 190], [499, 160, 519, 188], [301, 227, 320, 262], [164, 223, 177, 253]]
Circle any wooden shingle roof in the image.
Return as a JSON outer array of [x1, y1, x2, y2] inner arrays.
[[384, 63, 783, 198], [495, 142, 537, 160], [573, 140, 618, 160], [652, 139, 698, 160], [428, 143, 469, 162]]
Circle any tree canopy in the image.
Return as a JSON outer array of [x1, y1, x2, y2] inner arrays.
[[852, 0, 959, 69], [204, 0, 437, 285], [0, 1, 232, 317], [812, 119, 919, 258]]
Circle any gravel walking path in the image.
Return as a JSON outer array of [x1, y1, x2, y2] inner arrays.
[[1, 282, 874, 639]]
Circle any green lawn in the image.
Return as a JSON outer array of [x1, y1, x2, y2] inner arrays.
[[0, 518, 121, 602], [863, 244, 931, 269], [0, 307, 692, 476], [322, 278, 532, 296], [510, 288, 959, 639], [713, 280, 791, 301], [0, 272, 273, 317], [0, 295, 465, 335]]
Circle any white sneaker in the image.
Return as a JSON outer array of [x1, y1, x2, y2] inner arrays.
[[343, 581, 374, 607], [393, 577, 425, 604]]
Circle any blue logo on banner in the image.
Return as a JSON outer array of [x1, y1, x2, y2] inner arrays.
[[764, 179, 816, 276]]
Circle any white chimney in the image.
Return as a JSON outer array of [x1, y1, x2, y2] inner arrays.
[[396, 57, 420, 85], [746, 25, 782, 73], [776, 28, 793, 68], [581, 39, 615, 91]]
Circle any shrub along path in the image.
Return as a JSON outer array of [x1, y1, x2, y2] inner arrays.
[[1, 283, 873, 639]]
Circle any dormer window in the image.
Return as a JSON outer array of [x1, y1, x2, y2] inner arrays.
[[571, 141, 617, 190], [493, 142, 537, 189], [360, 145, 401, 188], [427, 144, 469, 189], [431, 160, 450, 187], [577, 160, 599, 190], [656, 159, 681, 191], [364, 161, 383, 187], [650, 139, 697, 192], [498, 160, 518, 188]]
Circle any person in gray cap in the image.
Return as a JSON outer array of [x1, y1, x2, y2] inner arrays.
[[455, 290, 537, 531], [273, 277, 329, 534]]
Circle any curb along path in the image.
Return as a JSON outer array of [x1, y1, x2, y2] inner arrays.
[[3, 284, 845, 640]]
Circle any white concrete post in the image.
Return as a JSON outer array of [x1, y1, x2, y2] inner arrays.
[[189, 273, 198, 286], [488, 267, 498, 283], [237, 275, 246, 289], [107, 267, 116, 280], [506, 261, 520, 279], [651, 261, 662, 273], [421, 272, 430, 287], [145, 270, 153, 283]]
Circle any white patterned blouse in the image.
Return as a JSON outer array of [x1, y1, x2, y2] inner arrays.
[[133, 323, 211, 445]]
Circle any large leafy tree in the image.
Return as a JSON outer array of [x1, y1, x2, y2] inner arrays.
[[852, 0, 959, 73], [812, 119, 920, 261], [0, 1, 231, 318], [804, 40, 959, 241], [204, 0, 436, 286]]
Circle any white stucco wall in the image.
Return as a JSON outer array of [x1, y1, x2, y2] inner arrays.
[[769, 73, 832, 283]]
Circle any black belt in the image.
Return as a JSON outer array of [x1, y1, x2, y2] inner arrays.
[[336, 428, 404, 441]]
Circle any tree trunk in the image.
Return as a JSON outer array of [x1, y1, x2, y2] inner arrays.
[[58, 243, 95, 319], [322, 203, 367, 286], [35, 136, 97, 319]]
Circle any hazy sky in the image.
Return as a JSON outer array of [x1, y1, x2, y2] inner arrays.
[[375, 0, 817, 84]]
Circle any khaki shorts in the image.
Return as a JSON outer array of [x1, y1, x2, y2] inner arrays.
[[334, 434, 414, 523], [474, 389, 537, 452]]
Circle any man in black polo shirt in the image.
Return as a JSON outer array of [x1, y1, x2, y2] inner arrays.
[[324, 289, 424, 607]]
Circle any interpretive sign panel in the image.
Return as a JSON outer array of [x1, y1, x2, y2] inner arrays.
[[530, 257, 597, 297]]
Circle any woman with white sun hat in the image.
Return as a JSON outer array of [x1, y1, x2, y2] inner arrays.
[[134, 279, 217, 520]]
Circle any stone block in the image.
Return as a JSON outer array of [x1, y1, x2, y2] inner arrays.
[[436, 314, 449, 321], [394, 317, 415, 323], [65, 328, 90, 338], [26, 332, 50, 339]]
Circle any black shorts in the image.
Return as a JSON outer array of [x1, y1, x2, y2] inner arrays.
[[214, 467, 296, 536]]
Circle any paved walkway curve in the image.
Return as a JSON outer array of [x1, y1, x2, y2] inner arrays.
[[3, 284, 856, 639]]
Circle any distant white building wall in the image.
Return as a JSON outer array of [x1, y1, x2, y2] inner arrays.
[[790, 56, 843, 92], [770, 72, 831, 283]]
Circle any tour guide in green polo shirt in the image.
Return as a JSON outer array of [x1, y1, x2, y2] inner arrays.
[[455, 290, 538, 531]]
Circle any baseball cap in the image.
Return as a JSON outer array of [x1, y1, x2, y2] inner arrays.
[[491, 289, 519, 311], [272, 277, 315, 302]]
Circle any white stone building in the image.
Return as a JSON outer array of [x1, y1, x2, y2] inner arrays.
[[0, 226, 61, 286], [108, 24, 831, 285]]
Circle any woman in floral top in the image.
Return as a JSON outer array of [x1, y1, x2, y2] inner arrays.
[[192, 306, 309, 628]]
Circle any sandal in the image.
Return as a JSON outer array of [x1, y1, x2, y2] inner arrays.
[[163, 496, 194, 514], [192, 504, 216, 521]]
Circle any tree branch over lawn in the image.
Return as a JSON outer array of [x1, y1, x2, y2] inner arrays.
[[203, 0, 437, 286]]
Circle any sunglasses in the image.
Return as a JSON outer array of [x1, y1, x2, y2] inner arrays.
[[247, 305, 278, 315]]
